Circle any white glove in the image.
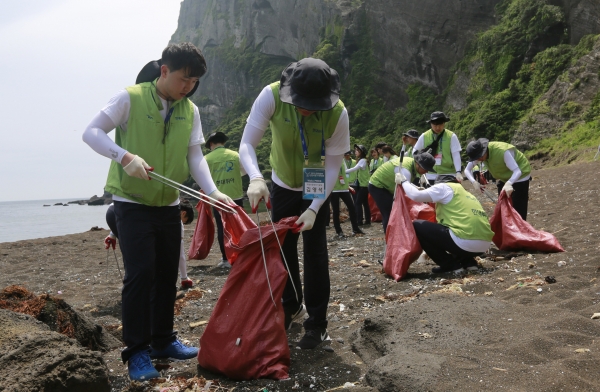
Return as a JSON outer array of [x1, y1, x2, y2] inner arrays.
[[295, 208, 317, 232], [471, 180, 481, 192], [123, 155, 152, 180], [209, 189, 234, 206], [456, 172, 464, 182], [247, 177, 270, 212], [502, 181, 514, 197], [395, 172, 407, 185]]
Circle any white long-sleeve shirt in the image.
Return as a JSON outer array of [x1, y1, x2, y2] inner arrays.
[[239, 85, 350, 212], [82, 90, 217, 205]]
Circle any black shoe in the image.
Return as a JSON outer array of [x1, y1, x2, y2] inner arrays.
[[352, 228, 365, 235], [296, 328, 330, 350], [284, 304, 306, 330], [336, 231, 345, 238], [431, 266, 464, 275]]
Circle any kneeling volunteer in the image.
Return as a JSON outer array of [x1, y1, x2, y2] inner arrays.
[[368, 152, 435, 233], [397, 173, 494, 274], [465, 138, 531, 220]]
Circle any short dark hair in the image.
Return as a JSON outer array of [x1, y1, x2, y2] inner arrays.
[[381, 146, 397, 155], [161, 42, 207, 78], [180, 203, 195, 225], [375, 141, 387, 149]]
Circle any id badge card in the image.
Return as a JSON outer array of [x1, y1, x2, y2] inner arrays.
[[303, 165, 326, 200], [339, 176, 345, 185], [434, 152, 442, 166]]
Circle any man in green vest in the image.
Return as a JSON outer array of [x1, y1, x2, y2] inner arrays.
[[396, 173, 493, 274], [205, 131, 246, 267], [402, 129, 419, 158], [239, 58, 350, 350], [82, 43, 234, 381], [413, 112, 463, 185], [368, 152, 435, 233], [465, 138, 532, 220]]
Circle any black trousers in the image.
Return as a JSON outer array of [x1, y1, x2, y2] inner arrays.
[[497, 179, 530, 221], [354, 185, 371, 225], [106, 204, 118, 238], [114, 201, 181, 363], [368, 184, 393, 233], [330, 191, 360, 234], [213, 198, 245, 260], [413, 220, 483, 270], [271, 183, 330, 330]]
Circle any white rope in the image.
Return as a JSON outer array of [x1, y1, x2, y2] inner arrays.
[[266, 208, 300, 303], [256, 210, 277, 308]]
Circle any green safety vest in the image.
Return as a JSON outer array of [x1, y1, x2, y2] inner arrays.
[[405, 145, 414, 158], [105, 80, 194, 206], [344, 158, 357, 184], [333, 162, 350, 191], [356, 158, 370, 187], [205, 146, 243, 200], [484, 142, 531, 183], [436, 183, 494, 241], [369, 158, 381, 174], [370, 157, 416, 194], [268, 82, 345, 188], [422, 129, 457, 175]]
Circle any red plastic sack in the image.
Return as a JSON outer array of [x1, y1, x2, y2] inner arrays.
[[197, 214, 297, 380], [368, 194, 382, 222], [405, 196, 436, 223], [220, 205, 258, 264], [383, 185, 423, 281], [187, 200, 215, 260], [490, 191, 564, 252]]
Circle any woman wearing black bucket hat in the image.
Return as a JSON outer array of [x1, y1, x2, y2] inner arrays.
[[413, 112, 463, 185], [239, 57, 350, 350], [464, 138, 532, 220]]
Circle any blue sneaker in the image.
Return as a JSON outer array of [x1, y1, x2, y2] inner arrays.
[[149, 339, 198, 361], [128, 350, 160, 381]]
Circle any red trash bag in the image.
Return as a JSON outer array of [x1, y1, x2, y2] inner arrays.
[[197, 215, 297, 380], [369, 194, 382, 222], [405, 196, 436, 223], [221, 205, 258, 264], [384, 185, 423, 281], [490, 191, 564, 252], [188, 200, 215, 260]]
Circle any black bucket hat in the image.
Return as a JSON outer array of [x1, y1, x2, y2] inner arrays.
[[403, 129, 419, 139], [414, 152, 436, 172], [354, 144, 368, 158], [205, 131, 228, 149], [279, 58, 341, 111], [136, 59, 199, 98], [426, 111, 451, 124], [466, 138, 489, 161]]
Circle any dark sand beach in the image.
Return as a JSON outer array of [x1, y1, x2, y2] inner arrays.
[[1, 161, 599, 391]]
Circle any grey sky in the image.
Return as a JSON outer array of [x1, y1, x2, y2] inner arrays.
[[0, 0, 184, 202]]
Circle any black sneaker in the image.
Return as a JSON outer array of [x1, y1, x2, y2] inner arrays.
[[296, 328, 331, 350], [352, 228, 365, 235], [284, 304, 306, 330], [336, 231, 345, 238]]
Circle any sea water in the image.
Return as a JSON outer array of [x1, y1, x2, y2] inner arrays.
[[0, 199, 110, 243]]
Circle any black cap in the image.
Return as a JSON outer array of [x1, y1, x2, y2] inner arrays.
[[403, 129, 419, 139], [436, 174, 460, 184], [426, 111, 450, 124], [205, 131, 228, 149], [466, 138, 489, 161], [279, 58, 340, 111], [354, 144, 368, 158], [414, 152, 436, 172]]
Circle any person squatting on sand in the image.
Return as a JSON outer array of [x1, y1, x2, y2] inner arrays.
[[368, 152, 436, 233], [413, 111, 463, 185], [239, 57, 350, 350], [397, 173, 494, 275], [204, 131, 247, 268], [465, 138, 532, 221], [83, 42, 234, 381], [345, 144, 371, 227]]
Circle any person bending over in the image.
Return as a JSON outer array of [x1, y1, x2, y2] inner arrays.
[[397, 173, 493, 275]]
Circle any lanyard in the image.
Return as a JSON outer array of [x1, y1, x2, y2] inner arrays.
[[297, 113, 325, 166], [162, 106, 175, 144]]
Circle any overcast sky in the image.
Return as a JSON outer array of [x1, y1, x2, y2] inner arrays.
[[0, 0, 185, 202]]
